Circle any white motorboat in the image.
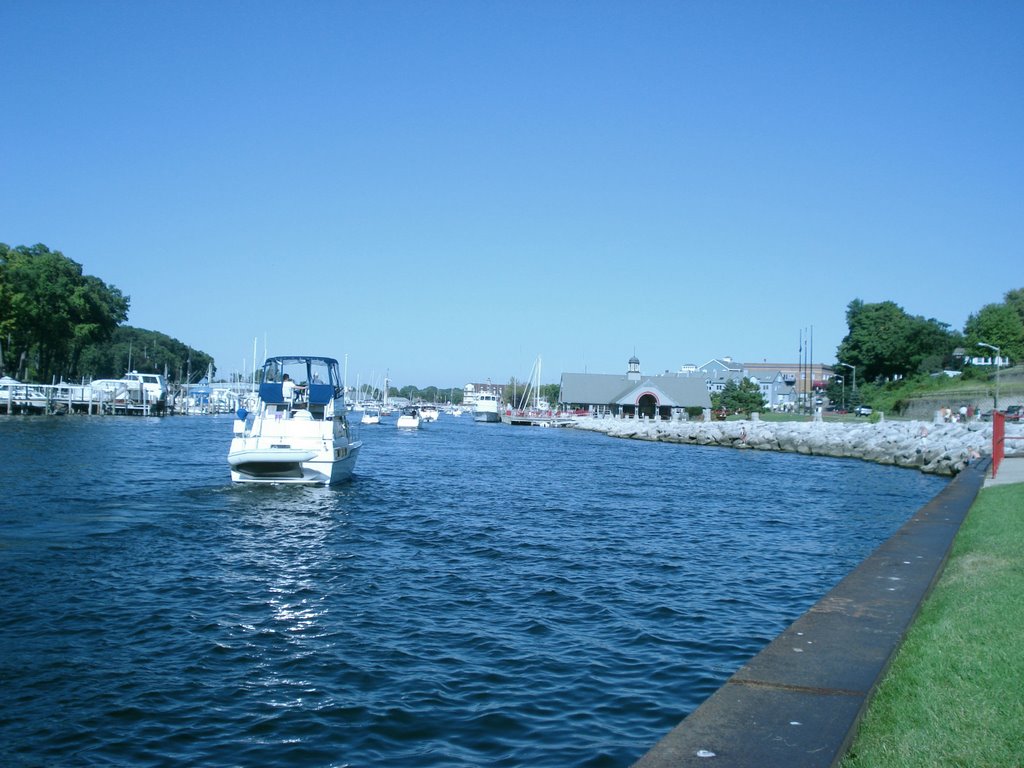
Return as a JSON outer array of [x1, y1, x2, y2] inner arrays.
[[228, 355, 361, 485], [0, 377, 48, 413], [419, 404, 439, 422], [396, 406, 421, 429], [89, 371, 168, 408], [361, 408, 381, 425], [473, 392, 502, 423]]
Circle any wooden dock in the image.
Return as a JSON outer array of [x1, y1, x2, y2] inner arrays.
[[0, 383, 167, 416]]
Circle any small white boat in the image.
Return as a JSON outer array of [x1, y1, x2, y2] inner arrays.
[[0, 377, 48, 413], [473, 392, 502, 423], [228, 355, 361, 485], [396, 406, 421, 429], [419, 404, 439, 422], [361, 408, 381, 425]]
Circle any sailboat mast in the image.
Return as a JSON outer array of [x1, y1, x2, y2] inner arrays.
[[536, 356, 542, 409]]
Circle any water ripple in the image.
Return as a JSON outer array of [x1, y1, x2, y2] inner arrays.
[[0, 415, 946, 766]]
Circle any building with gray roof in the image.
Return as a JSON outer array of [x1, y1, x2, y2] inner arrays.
[[559, 356, 711, 419]]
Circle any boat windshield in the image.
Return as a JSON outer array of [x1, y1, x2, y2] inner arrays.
[[261, 356, 339, 388]]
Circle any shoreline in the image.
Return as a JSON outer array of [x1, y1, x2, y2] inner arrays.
[[630, 459, 990, 767], [569, 416, 1022, 476]]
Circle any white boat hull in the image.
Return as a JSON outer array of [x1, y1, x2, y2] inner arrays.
[[227, 355, 361, 486], [473, 392, 502, 423], [229, 443, 361, 484]]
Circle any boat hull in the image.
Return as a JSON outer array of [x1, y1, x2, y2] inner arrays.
[[229, 443, 361, 485], [473, 411, 501, 423]]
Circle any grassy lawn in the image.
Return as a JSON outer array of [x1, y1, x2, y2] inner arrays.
[[841, 482, 1024, 767]]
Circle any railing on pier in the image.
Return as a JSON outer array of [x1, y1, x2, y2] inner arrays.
[[0, 382, 160, 416], [992, 411, 1004, 478]]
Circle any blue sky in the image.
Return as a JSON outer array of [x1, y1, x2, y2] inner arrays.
[[3, 1, 1021, 388]]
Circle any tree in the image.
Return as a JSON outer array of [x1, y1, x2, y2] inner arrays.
[[712, 378, 765, 414], [963, 302, 1024, 363], [836, 299, 958, 381], [904, 314, 962, 375], [0, 243, 129, 381], [78, 326, 214, 382], [1004, 288, 1024, 327]]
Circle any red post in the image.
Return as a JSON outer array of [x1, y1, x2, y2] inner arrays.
[[992, 411, 1005, 479]]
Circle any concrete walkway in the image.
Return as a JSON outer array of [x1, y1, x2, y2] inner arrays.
[[632, 459, 989, 767], [984, 455, 1024, 487]]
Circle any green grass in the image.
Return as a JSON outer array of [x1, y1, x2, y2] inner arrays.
[[859, 366, 1024, 415], [842, 483, 1024, 768]]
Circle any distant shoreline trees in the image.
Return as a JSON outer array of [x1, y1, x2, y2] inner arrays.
[[1, 242, 213, 383], [835, 289, 1024, 384], [5, 241, 1021, 392]]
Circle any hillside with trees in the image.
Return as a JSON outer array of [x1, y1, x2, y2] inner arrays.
[[1, 243, 213, 383], [835, 289, 1024, 414], [836, 290, 1024, 385]]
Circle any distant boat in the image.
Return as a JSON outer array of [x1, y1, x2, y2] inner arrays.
[[419, 404, 439, 422], [396, 406, 421, 429], [228, 355, 361, 485], [361, 408, 381, 425], [0, 376, 48, 413], [89, 371, 167, 408], [474, 392, 502, 423]]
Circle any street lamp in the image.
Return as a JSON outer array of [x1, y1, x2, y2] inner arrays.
[[839, 363, 856, 407], [977, 342, 1001, 410], [834, 375, 845, 411]]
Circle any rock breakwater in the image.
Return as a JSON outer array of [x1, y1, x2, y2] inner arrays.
[[570, 417, 1022, 475]]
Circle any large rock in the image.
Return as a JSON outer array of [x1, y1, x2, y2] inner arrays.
[[571, 417, 1017, 476]]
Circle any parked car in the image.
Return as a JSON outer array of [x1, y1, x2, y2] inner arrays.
[[1004, 405, 1023, 422], [854, 405, 873, 417]]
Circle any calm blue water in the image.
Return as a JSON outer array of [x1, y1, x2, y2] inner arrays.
[[0, 414, 946, 767]]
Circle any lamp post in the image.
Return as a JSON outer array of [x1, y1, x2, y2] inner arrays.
[[977, 342, 1001, 410], [835, 375, 845, 411], [839, 363, 856, 408]]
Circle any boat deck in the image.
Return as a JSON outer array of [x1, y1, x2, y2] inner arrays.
[[502, 411, 575, 427]]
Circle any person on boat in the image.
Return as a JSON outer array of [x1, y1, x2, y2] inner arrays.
[[282, 374, 305, 403]]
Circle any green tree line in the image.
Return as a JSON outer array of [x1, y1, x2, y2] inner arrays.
[[836, 289, 1024, 384], [1, 243, 213, 383]]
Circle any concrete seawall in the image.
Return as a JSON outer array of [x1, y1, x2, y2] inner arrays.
[[629, 459, 989, 767], [570, 416, 1017, 765], [570, 416, 1022, 476]]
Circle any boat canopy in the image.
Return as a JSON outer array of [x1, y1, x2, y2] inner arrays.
[[259, 356, 342, 404]]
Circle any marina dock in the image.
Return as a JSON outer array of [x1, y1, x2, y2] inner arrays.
[[0, 382, 167, 416], [0, 381, 256, 417]]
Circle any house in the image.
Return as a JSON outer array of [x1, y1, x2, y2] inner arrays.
[[559, 356, 712, 420], [697, 357, 747, 393], [697, 359, 831, 410], [752, 370, 798, 410], [742, 361, 834, 390]]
